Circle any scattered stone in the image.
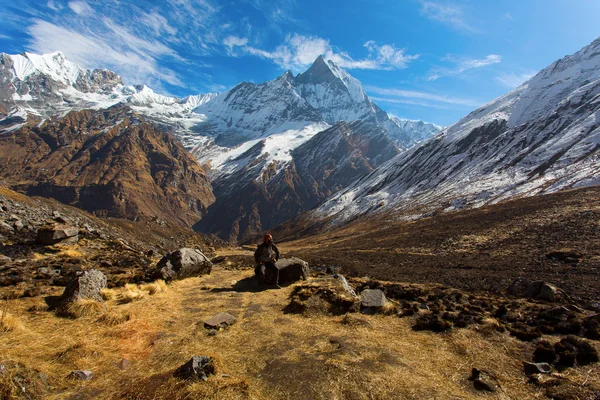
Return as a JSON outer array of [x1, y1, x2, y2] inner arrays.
[[36, 224, 79, 245], [154, 248, 212, 281], [360, 289, 389, 313], [203, 312, 237, 329], [469, 368, 496, 392], [117, 359, 131, 370], [546, 250, 582, 264], [0, 220, 14, 233], [524, 362, 552, 375], [333, 274, 357, 298], [173, 356, 215, 381], [12, 219, 23, 231], [60, 269, 107, 303], [69, 370, 94, 381]]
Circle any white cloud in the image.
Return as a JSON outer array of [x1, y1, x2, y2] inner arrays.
[[366, 85, 481, 108], [503, 12, 514, 21], [231, 34, 418, 71], [223, 36, 249, 49], [419, 1, 475, 33], [27, 19, 183, 87], [364, 41, 420, 69], [427, 54, 502, 81], [47, 1, 61, 11], [68, 1, 93, 16], [496, 71, 536, 88]]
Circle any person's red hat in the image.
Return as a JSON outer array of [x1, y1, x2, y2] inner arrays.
[[263, 233, 272, 241]]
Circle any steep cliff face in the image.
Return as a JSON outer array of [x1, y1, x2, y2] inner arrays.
[[0, 105, 214, 226], [194, 120, 398, 241]]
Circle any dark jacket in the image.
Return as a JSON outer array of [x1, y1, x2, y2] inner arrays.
[[254, 242, 280, 264]]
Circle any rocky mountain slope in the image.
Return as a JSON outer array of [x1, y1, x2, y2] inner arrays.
[[308, 37, 600, 227], [195, 120, 399, 241], [0, 51, 439, 240], [0, 105, 215, 226]]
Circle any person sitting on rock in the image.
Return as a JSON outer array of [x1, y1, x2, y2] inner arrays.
[[254, 233, 280, 288]]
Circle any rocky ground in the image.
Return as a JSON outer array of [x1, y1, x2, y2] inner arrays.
[[0, 186, 598, 399], [280, 186, 600, 303]]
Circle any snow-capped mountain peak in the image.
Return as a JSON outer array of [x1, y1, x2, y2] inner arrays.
[[5, 51, 82, 85]]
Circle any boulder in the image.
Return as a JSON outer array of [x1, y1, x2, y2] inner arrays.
[[203, 312, 237, 329], [173, 356, 215, 381], [60, 269, 107, 303], [508, 278, 559, 302], [360, 289, 389, 313], [36, 224, 79, 245], [260, 257, 310, 285], [154, 248, 212, 281], [507, 277, 531, 297]]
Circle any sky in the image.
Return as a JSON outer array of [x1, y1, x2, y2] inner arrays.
[[0, 0, 599, 126]]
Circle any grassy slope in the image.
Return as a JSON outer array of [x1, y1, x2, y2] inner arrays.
[[3, 263, 598, 400]]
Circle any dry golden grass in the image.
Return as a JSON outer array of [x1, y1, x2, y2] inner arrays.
[[118, 284, 146, 304], [100, 288, 117, 301], [141, 280, 167, 295], [0, 310, 25, 332], [60, 299, 106, 318], [97, 310, 134, 326], [0, 264, 597, 400]]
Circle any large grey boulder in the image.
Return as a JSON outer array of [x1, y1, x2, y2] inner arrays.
[[360, 289, 389, 313], [260, 257, 310, 285], [36, 224, 79, 245], [155, 248, 212, 281], [60, 269, 107, 303]]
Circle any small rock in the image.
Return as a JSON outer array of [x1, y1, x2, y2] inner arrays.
[[12, 220, 23, 231], [469, 368, 496, 392], [69, 370, 94, 380], [333, 273, 357, 298], [207, 329, 218, 336], [523, 362, 552, 375], [203, 312, 236, 329], [0, 220, 14, 233], [173, 356, 215, 381], [117, 359, 131, 370], [546, 250, 582, 264]]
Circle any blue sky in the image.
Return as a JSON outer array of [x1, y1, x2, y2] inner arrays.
[[0, 0, 599, 126]]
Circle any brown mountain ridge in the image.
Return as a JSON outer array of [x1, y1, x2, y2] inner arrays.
[[0, 105, 214, 226]]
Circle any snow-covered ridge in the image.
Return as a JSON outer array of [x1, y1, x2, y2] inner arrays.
[[311, 36, 600, 227], [8, 51, 82, 85]]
